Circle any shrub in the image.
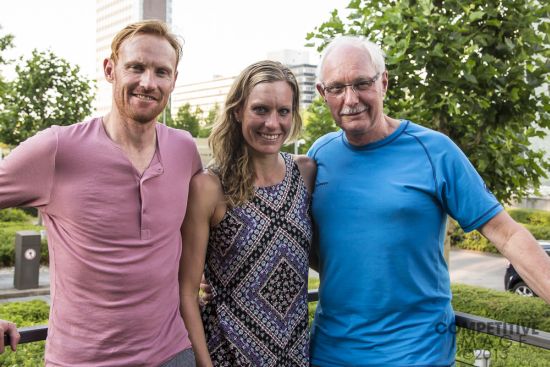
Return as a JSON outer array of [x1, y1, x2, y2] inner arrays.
[[508, 208, 550, 227], [524, 224, 550, 241], [451, 208, 550, 253], [0, 209, 32, 223], [0, 300, 48, 366], [0, 223, 48, 266], [452, 284, 550, 366], [456, 230, 499, 254]]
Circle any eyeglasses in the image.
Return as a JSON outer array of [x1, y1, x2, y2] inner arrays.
[[322, 72, 381, 97]]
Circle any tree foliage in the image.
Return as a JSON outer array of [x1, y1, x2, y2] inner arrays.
[[300, 96, 339, 153], [0, 28, 14, 112], [171, 103, 202, 137], [198, 104, 219, 138], [306, 0, 550, 203], [0, 27, 14, 66], [158, 106, 174, 125], [0, 49, 95, 146]]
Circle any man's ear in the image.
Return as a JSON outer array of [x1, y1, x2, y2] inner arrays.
[[381, 70, 389, 95], [316, 83, 326, 101], [104, 58, 115, 83]]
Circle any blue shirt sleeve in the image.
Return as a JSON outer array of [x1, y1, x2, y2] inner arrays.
[[430, 134, 503, 232]]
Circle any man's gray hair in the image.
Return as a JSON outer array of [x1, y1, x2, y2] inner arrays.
[[317, 36, 386, 82]]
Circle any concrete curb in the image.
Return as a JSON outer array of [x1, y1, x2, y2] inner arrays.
[[0, 286, 50, 300]]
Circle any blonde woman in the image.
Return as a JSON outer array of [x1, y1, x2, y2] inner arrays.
[[180, 60, 315, 366]]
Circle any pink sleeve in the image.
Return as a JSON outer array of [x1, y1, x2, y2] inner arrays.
[[0, 128, 58, 209]]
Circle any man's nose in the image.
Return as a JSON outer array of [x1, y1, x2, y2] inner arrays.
[[139, 70, 156, 89], [343, 85, 359, 104]]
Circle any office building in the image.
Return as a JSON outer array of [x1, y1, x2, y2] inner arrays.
[[171, 49, 318, 117], [171, 75, 235, 118]]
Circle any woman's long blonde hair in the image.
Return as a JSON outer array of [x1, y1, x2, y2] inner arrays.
[[208, 60, 302, 207]]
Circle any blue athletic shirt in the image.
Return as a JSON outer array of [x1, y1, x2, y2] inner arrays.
[[307, 120, 502, 366]]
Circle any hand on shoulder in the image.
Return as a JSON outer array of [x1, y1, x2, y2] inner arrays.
[[293, 155, 317, 195]]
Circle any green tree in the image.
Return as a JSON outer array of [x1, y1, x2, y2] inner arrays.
[[172, 103, 201, 137], [306, 0, 550, 203], [300, 96, 339, 153], [0, 49, 95, 146], [0, 28, 14, 122], [0, 26, 14, 66], [198, 104, 219, 138]]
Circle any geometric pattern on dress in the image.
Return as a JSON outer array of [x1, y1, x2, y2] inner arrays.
[[233, 229, 308, 348], [259, 257, 304, 318], [207, 304, 276, 366], [203, 153, 312, 366], [208, 211, 244, 257], [208, 206, 270, 288], [289, 327, 310, 366]]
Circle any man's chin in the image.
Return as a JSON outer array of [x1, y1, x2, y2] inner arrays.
[[131, 115, 157, 125], [130, 111, 162, 124]]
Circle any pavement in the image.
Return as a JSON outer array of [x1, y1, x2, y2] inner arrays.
[[449, 248, 508, 291], [0, 249, 509, 304], [0, 266, 50, 304]]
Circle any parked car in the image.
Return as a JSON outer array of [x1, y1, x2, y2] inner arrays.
[[504, 241, 550, 297]]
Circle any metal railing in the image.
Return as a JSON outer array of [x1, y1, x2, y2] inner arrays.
[[5, 290, 550, 357]]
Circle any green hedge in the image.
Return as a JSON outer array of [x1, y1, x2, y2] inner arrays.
[[451, 208, 550, 253], [508, 208, 550, 227], [0, 223, 48, 266], [0, 209, 32, 223], [452, 284, 550, 366], [0, 300, 48, 367], [524, 224, 550, 241]]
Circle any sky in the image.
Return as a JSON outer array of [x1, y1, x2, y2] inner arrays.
[[0, 0, 350, 83]]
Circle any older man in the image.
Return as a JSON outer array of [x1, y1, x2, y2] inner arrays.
[[307, 36, 550, 366], [0, 20, 200, 366]]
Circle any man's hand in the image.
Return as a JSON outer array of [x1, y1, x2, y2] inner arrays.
[[0, 319, 20, 353], [199, 274, 213, 307]]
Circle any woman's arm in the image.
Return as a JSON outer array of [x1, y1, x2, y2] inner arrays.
[[179, 171, 224, 367]]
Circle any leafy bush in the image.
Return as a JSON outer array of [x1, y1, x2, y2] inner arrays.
[[451, 208, 550, 253], [452, 284, 550, 366], [508, 208, 550, 227], [0, 300, 48, 366], [0, 209, 32, 223], [524, 224, 550, 241], [457, 230, 499, 254], [0, 223, 48, 266]]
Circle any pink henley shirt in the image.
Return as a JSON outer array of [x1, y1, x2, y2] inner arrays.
[[0, 117, 202, 366]]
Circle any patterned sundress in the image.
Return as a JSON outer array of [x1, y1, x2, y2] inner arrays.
[[202, 152, 312, 366]]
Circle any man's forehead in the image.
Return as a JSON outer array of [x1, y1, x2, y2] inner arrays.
[[119, 34, 177, 67], [322, 45, 375, 80]]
